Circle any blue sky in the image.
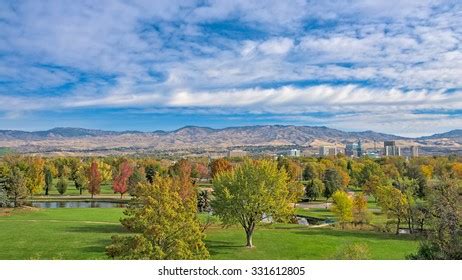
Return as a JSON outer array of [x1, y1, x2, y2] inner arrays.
[[0, 0, 461, 136]]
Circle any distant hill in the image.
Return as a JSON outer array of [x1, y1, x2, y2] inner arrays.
[[0, 125, 460, 155]]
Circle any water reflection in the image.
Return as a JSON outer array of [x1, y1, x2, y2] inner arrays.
[[30, 201, 127, 208]]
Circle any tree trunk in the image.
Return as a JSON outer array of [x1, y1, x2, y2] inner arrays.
[[79, 188, 83, 195], [245, 230, 253, 248], [45, 187, 49, 196], [120, 193, 123, 199], [91, 193, 94, 199], [396, 218, 400, 235]]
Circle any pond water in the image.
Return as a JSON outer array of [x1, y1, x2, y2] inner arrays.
[[29, 201, 127, 208]]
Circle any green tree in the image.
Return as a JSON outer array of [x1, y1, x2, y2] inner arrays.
[[409, 177, 461, 259], [56, 177, 68, 195], [128, 166, 146, 196], [323, 168, 343, 201], [212, 159, 301, 247], [106, 176, 209, 260], [5, 167, 29, 207], [44, 167, 53, 195], [304, 178, 324, 201], [332, 190, 353, 228], [376, 185, 408, 234]]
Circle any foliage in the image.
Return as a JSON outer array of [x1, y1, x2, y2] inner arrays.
[[332, 190, 353, 227], [197, 190, 211, 212], [106, 176, 209, 260], [55, 177, 68, 195], [210, 158, 232, 178], [88, 161, 102, 199], [332, 243, 371, 260], [323, 167, 343, 200], [352, 192, 370, 226], [112, 160, 134, 198], [44, 167, 53, 195], [25, 157, 45, 195], [409, 177, 462, 259], [304, 178, 324, 201], [212, 159, 301, 247], [4, 167, 29, 207], [376, 185, 408, 234], [128, 165, 146, 196]]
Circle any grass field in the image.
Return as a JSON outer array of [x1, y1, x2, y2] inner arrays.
[[0, 208, 419, 260]]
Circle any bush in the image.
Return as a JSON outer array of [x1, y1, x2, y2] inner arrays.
[[332, 243, 371, 260], [56, 177, 68, 195], [0, 188, 9, 207]]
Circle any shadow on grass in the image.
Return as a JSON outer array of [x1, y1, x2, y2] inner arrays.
[[206, 240, 244, 256], [66, 224, 127, 234], [293, 227, 417, 241]]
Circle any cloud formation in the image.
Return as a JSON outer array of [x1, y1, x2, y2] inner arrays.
[[0, 0, 461, 135]]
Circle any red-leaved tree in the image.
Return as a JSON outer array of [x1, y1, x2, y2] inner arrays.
[[113, 160, 134, 199], [88, 161, 102, 199]]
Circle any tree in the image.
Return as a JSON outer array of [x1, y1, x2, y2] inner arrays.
[[88, 161, 102, 199], [128, 166, 146, 196], [212, 160, 301, 247], [56, 177, 68, 195], [352, 192, 370, 226], [106, 176, 209, 260], [25, 157, 45, 195], [210, 158, 232, 179], [74, 165, 88, 195], [323, 168, 343, 201], [409, 177, 461, 259], [113, 160, 134, 199], [304, 178, 324, 201], [5, 167, 29, 207], [44, 167, 53, 195], [332, 190, 353, 228], [376, 185, 408, 234], [197, 190, 211, 212], [97, 160, 113, 184]]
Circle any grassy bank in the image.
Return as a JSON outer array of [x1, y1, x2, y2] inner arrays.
[[0, 208, 418, 260]]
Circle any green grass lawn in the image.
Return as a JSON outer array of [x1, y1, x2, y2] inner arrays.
[[0, 208, 419, 260]]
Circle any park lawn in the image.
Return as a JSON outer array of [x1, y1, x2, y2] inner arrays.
[[44, 179, 115, 196], [0, 208, 418, 260]]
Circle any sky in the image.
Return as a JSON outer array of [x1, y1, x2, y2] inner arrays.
[[0, 0, 461, 137]]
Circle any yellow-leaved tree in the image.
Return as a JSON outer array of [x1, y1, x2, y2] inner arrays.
[[106, 174, 209, 260], [212, 159, 303, 247]]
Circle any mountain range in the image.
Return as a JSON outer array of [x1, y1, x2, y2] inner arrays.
[[0, 125, 461, 155]]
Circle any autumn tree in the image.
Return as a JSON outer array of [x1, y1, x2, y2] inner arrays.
[[352, 192, 370, 226], [210, 158, 232, 179], [113, 160, 134, 199], [332, 190, 353, 228], [97, 159, 113, 184], [212, 160, 301, 247], [106, 176, 209, 259], [88, 161, 102, 199], [73, 164, 88, 195], [25, 157, 45, 195]]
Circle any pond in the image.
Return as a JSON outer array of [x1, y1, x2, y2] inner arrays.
[[29, 201, 127, 209]]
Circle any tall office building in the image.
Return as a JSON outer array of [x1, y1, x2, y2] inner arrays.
[[345, 142, 358, 157], [319, 146, 337, 156], [289, 149, 301, 157], [384, 141, 401, 156]]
